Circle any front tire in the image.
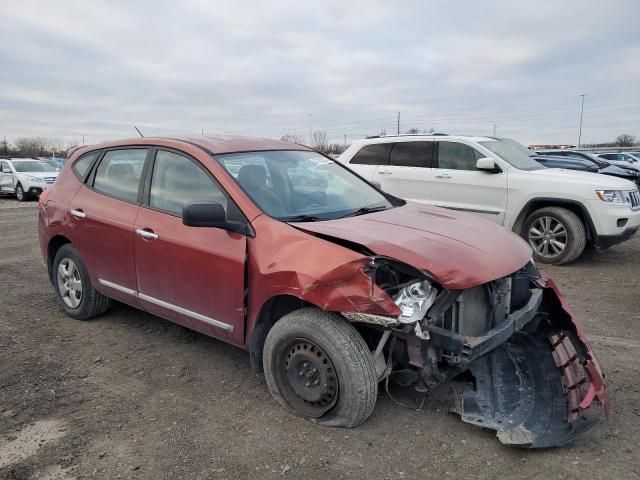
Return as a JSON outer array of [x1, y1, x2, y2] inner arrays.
[[53, 244, 109, 320], [523, 207, 586, 265], [15, 183, 29, 202], [263, 308, 377, 428]]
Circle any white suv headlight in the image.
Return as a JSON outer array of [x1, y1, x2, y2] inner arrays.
[[596, 190, 626, 204], [26, 176, 44, 183], [393, 280, 437, 324]]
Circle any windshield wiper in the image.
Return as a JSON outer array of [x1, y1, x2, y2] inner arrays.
[[281, 214, 326, 222], [339, 205, 389, 219]]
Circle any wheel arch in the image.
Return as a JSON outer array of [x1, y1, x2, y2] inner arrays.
[[513, 198, 596, 245], [248, 294, 318, 373], [47, 235, 72, 282]]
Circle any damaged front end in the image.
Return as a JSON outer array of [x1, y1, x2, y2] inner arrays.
[[344, 258, 608, 448]]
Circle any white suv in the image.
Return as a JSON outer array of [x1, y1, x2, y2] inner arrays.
[[0, 158, 59, 201], [339, 135, 640, 264]]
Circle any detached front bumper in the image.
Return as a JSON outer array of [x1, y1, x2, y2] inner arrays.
[[448, 272, 608, 448]]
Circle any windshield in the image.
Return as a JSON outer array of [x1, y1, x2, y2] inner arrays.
[[215, 150, 397, 221], [478, 140, 544, 171], [11, 161, 57, 173]]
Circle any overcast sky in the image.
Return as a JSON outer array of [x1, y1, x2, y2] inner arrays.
[[1, 0, 639, 147]]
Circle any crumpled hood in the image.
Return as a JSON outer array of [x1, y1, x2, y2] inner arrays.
[[291, 202, 532, 289], [18, 171, 58, 180]]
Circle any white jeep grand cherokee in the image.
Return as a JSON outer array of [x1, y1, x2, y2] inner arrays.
[[339, 135, 640, 264]]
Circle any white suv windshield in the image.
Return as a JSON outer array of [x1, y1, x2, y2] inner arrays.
[[216, 150, 397, 221], [479, 140, 544, 171], [12, 161, 57, 173]]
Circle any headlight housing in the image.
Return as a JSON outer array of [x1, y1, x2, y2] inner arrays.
[[393, 280, 437, 324], [27, 176, 44, 183], [596, 190, 627, 204]]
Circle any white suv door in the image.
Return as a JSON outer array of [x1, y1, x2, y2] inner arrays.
[[0, 161, 15, 192], [372, 141, 433, 204], [430, 140, 508, 224]]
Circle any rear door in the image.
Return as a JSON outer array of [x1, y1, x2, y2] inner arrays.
[[430, 140, 508, 224], [373, 141, 433, 203], [67, 148, 149, 305], [346, 143, 391, 181], [0, 161, 15, 192], [134, 148, 247, 345]]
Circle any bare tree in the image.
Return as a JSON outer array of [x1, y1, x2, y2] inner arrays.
[[405, 127, 420, 134], [615, 134, 637, 147], [312, 131, 328, 152], [280, 134, 306, 145]]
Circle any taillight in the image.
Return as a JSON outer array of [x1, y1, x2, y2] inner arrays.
[[39, 189, 52, 205]]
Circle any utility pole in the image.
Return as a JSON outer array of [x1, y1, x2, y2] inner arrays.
[[578, 94, 586, 148], [309, 113, 313, 146], [397, 112, 400, 135], [82, 135, 85, 145], [344, 134, 347, 145], [493, 124, 497, 136], [2, 136, 7, 156]]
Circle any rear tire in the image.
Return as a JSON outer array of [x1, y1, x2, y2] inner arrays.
[[53, 244, 109, 320], [523, 207, 586, 265], [15, 183, 29, 202], [263, 308, 377, 428]]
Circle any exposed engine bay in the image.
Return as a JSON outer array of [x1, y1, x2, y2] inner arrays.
[[343, 258, 608, 448]]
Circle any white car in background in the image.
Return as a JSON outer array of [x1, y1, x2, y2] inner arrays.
[[339, 135, 640, 265], [0, 158, 59, 201], [596, 152, 640, 168]]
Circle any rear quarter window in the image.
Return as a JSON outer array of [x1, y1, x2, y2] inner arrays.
[[72, 152, 100, 181], [349, 144, 391, 165]]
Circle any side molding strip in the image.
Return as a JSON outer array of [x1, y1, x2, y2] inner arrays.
[[97, 278, 233, 332]]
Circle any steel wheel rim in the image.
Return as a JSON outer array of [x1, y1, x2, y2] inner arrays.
[[528, 216, 567, 258], [57, 258, 83, 308], [275, 338, 338, 418]]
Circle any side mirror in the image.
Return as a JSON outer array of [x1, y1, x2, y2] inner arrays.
[[371, 180, 382, 189], [476, 157, 498, 172], [182, 201, 227, 228]]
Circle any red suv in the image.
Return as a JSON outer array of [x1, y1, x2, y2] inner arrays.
[[38, 136, 607, 447]]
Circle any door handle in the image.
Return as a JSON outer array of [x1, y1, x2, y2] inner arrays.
[[435, 174, 452, 179], [136, 228, 159, 240], [377, 171, 392, 175], [70, 209, 86, 219]]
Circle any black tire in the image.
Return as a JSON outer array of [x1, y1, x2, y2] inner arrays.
[[15, 183, 29, 202], [523, 207, 586, 265], [52, 244, 109, 320], [263, 308, 377, 428]]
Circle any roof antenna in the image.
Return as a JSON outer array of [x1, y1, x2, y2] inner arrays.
[[134, 126, 144, 138]]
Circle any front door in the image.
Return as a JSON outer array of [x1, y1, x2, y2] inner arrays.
[[134, 149, 247, 345], [67, 148, 149, 305], [430, 141, 508, 224]]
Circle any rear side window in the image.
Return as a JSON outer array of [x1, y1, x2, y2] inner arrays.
[[93, 149, 147, 203], [149, 150, 228, 216], [389, 141, 433, 168], [72, 152, 99, 180], [437, 142, 484, 170], [349, 144, 391, 165]]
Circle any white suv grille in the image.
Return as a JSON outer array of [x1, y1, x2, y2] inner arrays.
[[628, 190, 640, 211], [43, 177, 56, 184]]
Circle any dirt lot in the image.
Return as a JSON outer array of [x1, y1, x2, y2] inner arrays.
[[1, 197, 639, 480]]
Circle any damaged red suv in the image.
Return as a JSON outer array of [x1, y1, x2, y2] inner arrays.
[[38, 136, 607, 447]]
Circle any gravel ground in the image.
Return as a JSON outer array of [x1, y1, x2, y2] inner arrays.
[[1, 197, 639, 480]]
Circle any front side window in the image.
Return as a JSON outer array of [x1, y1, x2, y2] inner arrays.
[[478, 140, 544, 171], [216, 150, 398, 221], [437, 142, 484, 170], [93, 149, 147, 203], [72, 152, 99, 180], [350, 144, 391, 165], [149, 150, 228, 216], [0, 161, 10, 173], [11, 161, 57, 173], [389, 141, 433, 168]]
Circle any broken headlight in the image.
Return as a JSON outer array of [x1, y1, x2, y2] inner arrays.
[[393, 280, 437, 324]]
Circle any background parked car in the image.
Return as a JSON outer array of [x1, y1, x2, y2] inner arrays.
[[534, 155, 599, 172], [0, 158, 59, 201], [536, 150, 640, 186], [597, 152, 640, 166]]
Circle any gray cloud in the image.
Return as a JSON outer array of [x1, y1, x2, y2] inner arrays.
[[0, 0, 638, 146]]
